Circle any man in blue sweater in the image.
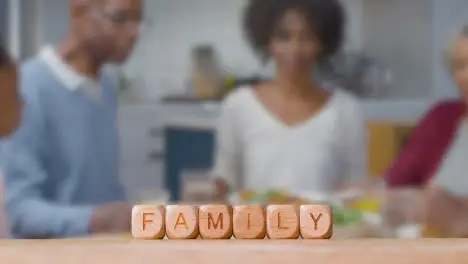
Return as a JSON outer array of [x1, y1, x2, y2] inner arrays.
[[1, 0, 142, 238]]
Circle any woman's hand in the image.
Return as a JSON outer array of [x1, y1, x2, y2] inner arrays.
[[212, 179, 230, 202]]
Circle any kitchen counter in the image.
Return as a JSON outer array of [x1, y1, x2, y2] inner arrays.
[[158, 101, 220, 130], [158, 109, 418, 131], [162, 115, 218, 131], [1, 238, 468, 263]]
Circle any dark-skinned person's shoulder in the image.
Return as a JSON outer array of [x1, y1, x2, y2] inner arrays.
[[0, 42, 21, 137]]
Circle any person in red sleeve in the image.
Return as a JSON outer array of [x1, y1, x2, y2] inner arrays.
[[385, 23, 468, 237]]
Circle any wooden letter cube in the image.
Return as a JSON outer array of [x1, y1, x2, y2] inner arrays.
[[199, 205, 233, 239], [300, 205, 333, 239], [266, 205, 299, 239], [131, 205, 165, 239], [166, 205, 199, 239], [233, 205, 266, 239]]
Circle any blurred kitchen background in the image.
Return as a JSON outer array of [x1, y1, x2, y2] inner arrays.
[[2, 0, 468, 202]]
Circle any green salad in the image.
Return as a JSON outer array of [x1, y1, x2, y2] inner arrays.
[[332, 205, 362, 227], [242, 190, 288, 204], [240, 190, 363, 227]]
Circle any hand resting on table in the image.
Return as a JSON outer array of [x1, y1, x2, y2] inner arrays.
[[386, 184, 468, 237], [90, 202, 132, 234]]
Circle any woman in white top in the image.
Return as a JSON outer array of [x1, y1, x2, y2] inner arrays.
[[212, 0, 367, 200]]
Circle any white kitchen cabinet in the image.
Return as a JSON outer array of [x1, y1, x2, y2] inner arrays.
[[118, 105, 165, 194], [118, 102, 221, 199], [119, 123, 163, 166], [361, 0, 468, 100], [120, 162, 165, 202]]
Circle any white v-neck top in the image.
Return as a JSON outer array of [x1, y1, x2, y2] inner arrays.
[[211, 86, 367, 194], [433, 120, 468, 196]]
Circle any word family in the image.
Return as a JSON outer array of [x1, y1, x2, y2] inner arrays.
[[131, 204, 332, 239]]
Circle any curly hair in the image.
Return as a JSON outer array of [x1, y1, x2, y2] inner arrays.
[[243, 0, 345, 62]]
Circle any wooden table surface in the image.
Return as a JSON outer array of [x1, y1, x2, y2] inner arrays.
[[0, 238, 468, 264]]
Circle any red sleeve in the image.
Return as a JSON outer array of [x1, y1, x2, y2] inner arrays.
[[384, 102, 453, 187]]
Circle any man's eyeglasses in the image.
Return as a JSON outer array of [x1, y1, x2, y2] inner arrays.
[[91, 5, 151, 31]]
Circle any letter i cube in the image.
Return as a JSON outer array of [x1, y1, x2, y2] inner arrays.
[[233, 205, 266, 239]]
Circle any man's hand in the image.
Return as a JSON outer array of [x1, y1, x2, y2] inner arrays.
[[384, 187, 427, 228], [386, 184, 468, 237], [89, 202, 132, 234], [425, 184, 468, 237]]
